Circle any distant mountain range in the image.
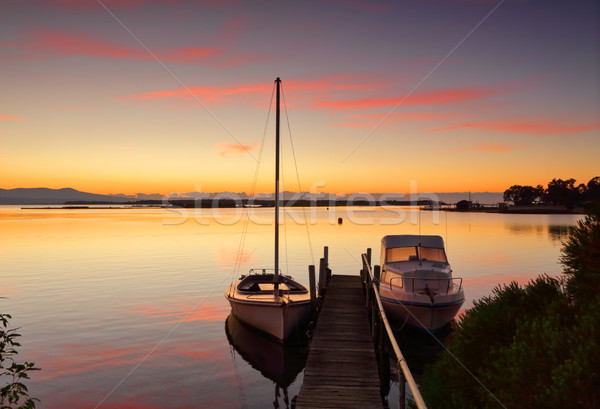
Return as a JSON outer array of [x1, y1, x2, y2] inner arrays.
[[0, 187, 504, 205], [0, 188, 131, 204]]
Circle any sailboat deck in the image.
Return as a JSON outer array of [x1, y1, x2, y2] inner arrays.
[[294, 275, 384, 409]]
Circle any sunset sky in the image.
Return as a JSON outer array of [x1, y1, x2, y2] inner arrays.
[[1, 0, 598, 196]]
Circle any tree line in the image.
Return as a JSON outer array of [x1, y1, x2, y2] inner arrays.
[[503, 176, 600, 209]]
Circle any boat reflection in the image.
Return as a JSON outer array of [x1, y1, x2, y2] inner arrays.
[[225, 314, 309, 409]]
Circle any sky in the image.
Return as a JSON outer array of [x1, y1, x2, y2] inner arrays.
[[1, 0, 599, 196]]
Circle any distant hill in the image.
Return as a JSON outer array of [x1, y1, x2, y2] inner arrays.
[[0, 187, 504, 205], [0, 188, 132, 205]]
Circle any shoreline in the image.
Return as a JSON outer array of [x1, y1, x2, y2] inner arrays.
[[421, 205, 585, 215], [17, 203, 586, 215]]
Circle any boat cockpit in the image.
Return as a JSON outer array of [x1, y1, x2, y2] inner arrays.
[[237, 270, 309, 294]]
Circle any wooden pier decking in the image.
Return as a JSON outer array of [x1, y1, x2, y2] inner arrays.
[[294, 274, 384, 409]]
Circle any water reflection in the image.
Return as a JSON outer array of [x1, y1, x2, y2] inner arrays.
[[548, 224, 570, 242], [503, 214, 580, 242], [225, 314, 309, 409], [1, 206, 584, 408], [388, 322, 452, 381]]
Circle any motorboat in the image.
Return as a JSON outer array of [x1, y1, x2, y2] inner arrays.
[[378, 235, 464, 331], [225, 78, 312, 341]]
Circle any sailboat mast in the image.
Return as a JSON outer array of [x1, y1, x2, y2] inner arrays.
[[274, 77, 281, 292]]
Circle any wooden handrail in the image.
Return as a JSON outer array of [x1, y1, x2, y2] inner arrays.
[[362, 252, 428, 409]]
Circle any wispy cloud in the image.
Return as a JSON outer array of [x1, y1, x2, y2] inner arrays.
[[122, 75, 380, 108], [122, 83, 271, 105], [47, 0, 240, 11], [428, 120, 600, 135], [0, 114, 25, 121], [4, 28, 240, 65], [215, 141, 259, 157], [330, 112, 451, 128], [313, 87, 498, 111]]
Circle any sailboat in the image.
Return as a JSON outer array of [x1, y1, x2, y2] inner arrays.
[[225, 77, 312, 341]]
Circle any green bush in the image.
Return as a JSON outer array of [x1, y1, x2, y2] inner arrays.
[[0, 314, 39, 409], [420, 210, 600, 409]]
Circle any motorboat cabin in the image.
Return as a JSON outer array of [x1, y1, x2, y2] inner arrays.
[[378, 235, 464, 331]]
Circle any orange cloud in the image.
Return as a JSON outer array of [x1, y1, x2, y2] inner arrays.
[[0, 114, 25, 120], [313, 87, 496, 111], [215, 141, 259, 157], [429, 120, 600, 135]]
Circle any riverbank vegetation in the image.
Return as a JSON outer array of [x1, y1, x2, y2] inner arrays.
[[0, 314, 39, 409], [503, 176, 600, 210], [420, 206, 600, 409]]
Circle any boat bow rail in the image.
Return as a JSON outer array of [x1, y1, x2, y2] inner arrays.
[[388, 276, 463, 295]]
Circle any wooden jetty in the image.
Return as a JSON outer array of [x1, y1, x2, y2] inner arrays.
[[294, 274, 385, 409], [293, 247, 428, 409]]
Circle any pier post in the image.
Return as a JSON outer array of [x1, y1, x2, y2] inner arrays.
[[360, 256, 365, 282], [366, 247, 372, 268], [399, 364, 406, 409], [309, 265, 316, 312], [318, 257, 327, 293], [374, 265, 380, 291], [323, 247, 331, 283]]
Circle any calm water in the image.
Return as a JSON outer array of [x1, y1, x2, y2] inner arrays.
[[1, 205, 582, 408]]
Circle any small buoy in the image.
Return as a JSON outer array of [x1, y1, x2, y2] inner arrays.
[[337, 217, 343, 224]]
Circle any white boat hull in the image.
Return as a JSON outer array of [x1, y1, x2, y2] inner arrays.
[[380, 293, 463, 331], [227, 295, 311, 340]]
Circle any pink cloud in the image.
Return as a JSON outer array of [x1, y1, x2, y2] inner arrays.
[[123, 75, 379, 106], [6, 28, 232, 65], [429, 120, 600, 135], [120, 75, 384, 111], [152, 46, 221, 63], [313, 87, 497, 111], [123, 83, 271, 104], [22, 29, 137, 58], [49, 0, 157, 10], [47, 0, 240, 11], [215, 141, 259, 157], [329, 112, 451, 128], [0, 115, 25, 121]]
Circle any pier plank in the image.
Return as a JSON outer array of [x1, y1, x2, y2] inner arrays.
[[294, 275, 384, 409]]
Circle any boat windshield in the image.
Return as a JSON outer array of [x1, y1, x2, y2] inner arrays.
[[386, 246, 447, 263], [417, 247, 447, 263]]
